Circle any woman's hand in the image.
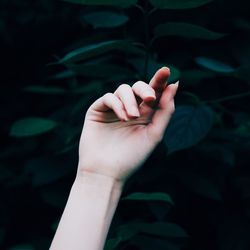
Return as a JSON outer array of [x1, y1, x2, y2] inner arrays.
[[77, 67, 178, 185], [51, 67, 179, 250]]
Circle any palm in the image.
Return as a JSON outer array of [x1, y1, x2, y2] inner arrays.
[[78, 67, 178, 183]]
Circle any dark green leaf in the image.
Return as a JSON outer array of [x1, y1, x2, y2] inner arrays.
[[60, 40, 144, 64], [104, 238, 122, 250], [25, 157, 73, 187], [195, 57, 235, 73], [69, 63, 135, 78], [131, 235, 185, 250], [62, 0, 137, 7], [71, 81, 103, 94], [178, 173, 222, 201], [9, 244, 34, 250], [129, 56, 180, 82], [181, 69, 215, 85], [23, 86, 66, 94], [234, 65, 250, 83], [10, 118, 58, 137], [0, 228, 4, 245], [149, 0, 213, 9], [41, 184, 69, 208], [233, 177, 250, 200], [117, 222, 188, 240], [83, 11, 129, 28], [0, 164, 12, 181], [164, 105, 214, 153], [154, 22, 225, 40], [49, 70, 75, 79], [122, 192, 174, 205]]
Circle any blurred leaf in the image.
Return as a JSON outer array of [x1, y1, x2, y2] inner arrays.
[[0, 228, 4, 245], [104, 238, 122, 250], [71, 81, 103, 96], [60, 40, 144, 64], [197, 143, 235, 167], [235, 122, 250, 137], [178, 173, 223, 201], [0, 164, 12, 181], [41, 184, 68, 208], [0, 139, 38, 159], [154, 22, 225, 40], [181, 69, 215, 85], [9, 244, 34, 250], [164, 105, 214, 153], [10, 118, 58, 137], [117, 222, 188, 240], [24, 157, 73, 187], [129, 56, 180, 82], [217, 217, 250, 250], [62, 0, 137, 7], [69, 63, 135, 78], [49, 70, 75, 80], [234, 18, 250, 31], [82, 11, 129, 28], [233, 177, 250, 200], [23, 86, 66, 94], [234, 65, 250, 83], [131, 235, 186, 250], [195, 57, 235, 73], [122, 192, 174, 205], [149, 0, 213, 9]]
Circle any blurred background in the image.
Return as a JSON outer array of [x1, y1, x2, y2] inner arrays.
[[1, 0, 250, 249]]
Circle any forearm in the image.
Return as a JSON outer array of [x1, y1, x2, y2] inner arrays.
[[50, 171, 123, 250]]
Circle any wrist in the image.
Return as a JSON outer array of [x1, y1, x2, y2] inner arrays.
[[75, 169, 124, 195]]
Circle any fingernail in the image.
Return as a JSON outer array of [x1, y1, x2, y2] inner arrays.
[[130, 106, 140, 117], [162, 66, 170, 72], [173, 80, 179, 87], [172, 80, 179, 96]]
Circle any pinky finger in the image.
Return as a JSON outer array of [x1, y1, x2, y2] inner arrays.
[[90, 93, 128, 121]]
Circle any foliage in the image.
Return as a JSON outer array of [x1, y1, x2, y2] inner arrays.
[[0, 0, 250, 249]]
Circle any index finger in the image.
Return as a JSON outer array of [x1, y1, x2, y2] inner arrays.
[[149, 67, 170, 93], [147, 67, 170, 107]]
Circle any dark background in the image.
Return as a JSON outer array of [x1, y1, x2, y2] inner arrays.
[[1, 0, 250, 249]]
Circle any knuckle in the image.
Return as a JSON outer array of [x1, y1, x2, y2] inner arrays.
[[118, 83, 131, 91], [103, 92, 113, 99], [132, 81, 147, 90], [133, 81, 155, 94], [132, 80, 144, 87]]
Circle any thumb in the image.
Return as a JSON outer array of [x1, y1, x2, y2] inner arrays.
[[146, 81, 179, 142]]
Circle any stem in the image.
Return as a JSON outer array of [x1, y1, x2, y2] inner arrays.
[[148, 7, 157, 15], [143, 1, 150, 80], [204, 90, 250, 104], [134, 4, 145, 14]]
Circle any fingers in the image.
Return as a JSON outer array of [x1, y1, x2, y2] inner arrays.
[[149, 66, 170, 92], [148, 67, 171, 107], [88, 67, 173, 125], [114, 83, 156, 118], [90, 93, 128, 121], [114, 84, 140, 117], [132, 81, 156, 103], [146, 81, 179, 143]]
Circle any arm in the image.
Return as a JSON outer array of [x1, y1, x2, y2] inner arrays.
[[50, 171, 122, 250], [50, 67, 179, 250]]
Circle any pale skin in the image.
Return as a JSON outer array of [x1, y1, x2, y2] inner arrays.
[[50, 67, 179, 250]]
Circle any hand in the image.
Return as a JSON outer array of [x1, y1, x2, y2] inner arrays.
[[77, 67, 178, 185]]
